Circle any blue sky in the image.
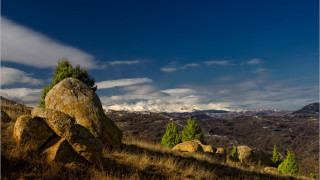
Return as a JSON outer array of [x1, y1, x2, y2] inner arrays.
[[1, 0, 318, 112]]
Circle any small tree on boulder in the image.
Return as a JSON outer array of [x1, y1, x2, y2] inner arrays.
[[161, 121, 181, 148], [278, 150, 300, 175], [181, 117, 204, 143], [272, 145, 281, 166], [39, 59, 96, 107]]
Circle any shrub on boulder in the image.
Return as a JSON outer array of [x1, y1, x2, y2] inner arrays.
[[39, 59, 96, 107]]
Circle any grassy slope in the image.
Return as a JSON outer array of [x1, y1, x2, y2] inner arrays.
[[1, 121, 309, 180]]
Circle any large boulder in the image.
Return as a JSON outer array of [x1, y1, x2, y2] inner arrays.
[[42, 138, 84, 163], [32, 108, 102, 162], [237, 145, 273, 167], [172, 141, 203, 153], [13, 115, 54, 150], [44, 78, 122, 147]]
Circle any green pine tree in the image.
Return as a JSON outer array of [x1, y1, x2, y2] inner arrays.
[[231, 146, 239, 161], [39, 59, 96, 107], [161, 121, 181, 148], [181, 117, 204, 142], [278, 150, 300, 175], [272, 145, 281, 166]]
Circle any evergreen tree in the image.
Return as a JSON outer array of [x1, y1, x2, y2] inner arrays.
[[161, 121, 181, 148], [231, 146, 239, 161], [272, 145, 281, 166], [181, 117, 204, 142], [39, 59, 96, 107], [278, 150, 300, 175]]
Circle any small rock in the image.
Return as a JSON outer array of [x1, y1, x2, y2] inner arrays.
[[264, 167, 279, 174], [42, 138, 84, 163], [192, 140, 214, 153], [237, 145, 273, 167]]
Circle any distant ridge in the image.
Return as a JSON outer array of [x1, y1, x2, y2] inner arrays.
[[1, 96, 33, 121], [292, 102, 319, 115]]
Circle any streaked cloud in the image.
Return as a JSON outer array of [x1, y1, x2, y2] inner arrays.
[[245, 58, 262, 65], [108, 60, 143, 65], [161, 62, 200, 72], [204, 60, 229, 65], [1, 67, 43, 86], [253, 68, 273, 73], [162, 88, 196, 96], [96, 78, 152, 89], [0, 88, 42, 107], [181, 63, 200, 69], [1, 17, 98, 69], [160, 67, 178, 72]]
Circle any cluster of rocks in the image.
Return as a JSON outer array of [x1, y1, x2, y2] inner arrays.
[[13, 78, 122, 163], [172, 141, 274, 169]]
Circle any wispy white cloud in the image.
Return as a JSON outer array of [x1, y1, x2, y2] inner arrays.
[[96, 78, 152, 89], [204, 60, 229, 65], [161, 62, 200, 72], [160, 67, 178, 72], [253, 68, 273, 73], [245, 58, 262, 65], [1, 17, 98, 69], [108, 60, 143, 65], [181, 63, 200, 69], [0, 88, 42, 107], [162, 88, 196, 96], [1, 67, 43, 86]]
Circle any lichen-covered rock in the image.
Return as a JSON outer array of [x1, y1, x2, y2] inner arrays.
[[13, 115, 54, 150], [216, 147, 226, 155], [172, 141, 203, 153], [237, 146, 252, 164], [32, 108, 102, 162], [192, 140, 214, 153], [237, 145, 273, 167], [215, 147, 227, 161], [31, 108, 75, 136], [42, 138, 84, 163], [264, 167, 279, 174], [44, 78, 122, 147]]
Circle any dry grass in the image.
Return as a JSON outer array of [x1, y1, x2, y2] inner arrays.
[[1, 121, 310, 180]]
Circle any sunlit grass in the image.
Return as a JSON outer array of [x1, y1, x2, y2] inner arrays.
[[1, 121, 306, 180]]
